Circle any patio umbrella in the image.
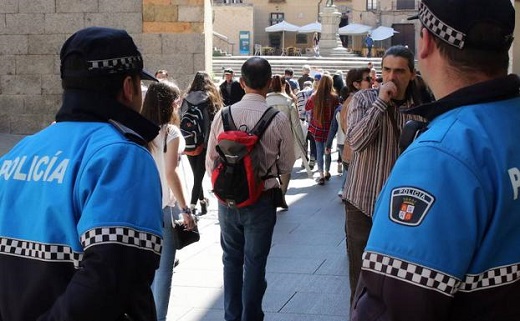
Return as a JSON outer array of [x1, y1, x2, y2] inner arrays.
[[298, 21, 322, 33], [370, 26, 399, 41], [338, 23, 373, 35], [265, 20, 300, 49]]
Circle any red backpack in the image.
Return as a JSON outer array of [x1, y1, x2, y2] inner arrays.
[[211, 106, 279, 208]]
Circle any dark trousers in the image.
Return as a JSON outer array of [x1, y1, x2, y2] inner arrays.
[[345, 202, 372, 306], [306, 132, 316, 160], [187, 148, 207, 206]]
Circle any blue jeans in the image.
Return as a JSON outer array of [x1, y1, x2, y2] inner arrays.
[[151, 206, 180, 321], [218, 191, 277, 321], [315, 141, 331, 173]]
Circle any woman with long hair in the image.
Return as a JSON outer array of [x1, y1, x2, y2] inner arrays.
[[141, 81, 196, 321], [182, 71, 223, 215], [266, 75, 305, 209], [305, 74, 339, 185]]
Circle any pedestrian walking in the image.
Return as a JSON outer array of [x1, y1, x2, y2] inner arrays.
[[206, 57, 295, 321]]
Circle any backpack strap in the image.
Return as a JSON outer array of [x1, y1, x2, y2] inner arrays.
[[251, 107, 281, 183], [221, 106, 237, 131], [250, 107, 279, 138]]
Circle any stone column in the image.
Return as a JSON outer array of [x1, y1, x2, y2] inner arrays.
[[319, 5, 349, 57]]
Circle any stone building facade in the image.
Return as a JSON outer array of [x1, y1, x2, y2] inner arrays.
[[0, 0, 211, 134]]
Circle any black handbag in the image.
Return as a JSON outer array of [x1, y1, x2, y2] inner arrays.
[[173, 222, 200, 250]]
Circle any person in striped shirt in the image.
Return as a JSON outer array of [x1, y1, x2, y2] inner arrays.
[[342, 45, 428, 306]]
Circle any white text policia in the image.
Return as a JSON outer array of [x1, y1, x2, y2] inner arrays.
[[0, 151, 69, 184]]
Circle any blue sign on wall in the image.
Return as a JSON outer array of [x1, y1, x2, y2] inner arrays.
[[239, 31, 250, 55]]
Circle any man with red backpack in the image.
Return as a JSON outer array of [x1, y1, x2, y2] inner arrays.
[[206, 57, 295, 321]]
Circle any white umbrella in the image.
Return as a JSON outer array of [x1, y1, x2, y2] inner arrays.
[[370, 26, 399, 41], [265, 20, 300, 49], [338, 23, 373, 35], [298, 21, 322, 33]]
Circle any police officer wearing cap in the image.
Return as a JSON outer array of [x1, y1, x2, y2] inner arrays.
[[0, 27, 163, 321], [351, 0, 520, 320]]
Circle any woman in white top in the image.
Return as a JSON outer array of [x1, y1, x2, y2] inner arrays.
[[141, 81, 196, 321], [266, 75, 305, 210]]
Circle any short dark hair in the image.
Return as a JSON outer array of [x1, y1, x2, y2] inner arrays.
[[241, 57, 272, 90], [284, 68, 294, 76], [425, 24, 510, 77], [382, 45, 415, 73]]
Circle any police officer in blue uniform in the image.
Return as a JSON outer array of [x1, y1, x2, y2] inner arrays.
[[0, 27, 162, 321], [351, 0, 520, 320]]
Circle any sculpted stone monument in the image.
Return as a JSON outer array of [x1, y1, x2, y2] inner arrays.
[[318, 4, 349, 57]]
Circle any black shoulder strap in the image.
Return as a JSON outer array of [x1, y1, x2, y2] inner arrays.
[[221, 106, 237, 131], [250, 107, 279, 138]]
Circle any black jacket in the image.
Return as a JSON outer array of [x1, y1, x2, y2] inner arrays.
[[219, 80, 245, 106]]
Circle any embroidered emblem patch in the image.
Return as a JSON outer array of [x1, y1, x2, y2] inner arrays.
[[389, 187, 435, 226]]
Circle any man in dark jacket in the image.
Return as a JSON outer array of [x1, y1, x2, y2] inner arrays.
[[219, 68, 245, 106]]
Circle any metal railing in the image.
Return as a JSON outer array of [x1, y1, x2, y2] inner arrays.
[[213, 31, 235, 56]]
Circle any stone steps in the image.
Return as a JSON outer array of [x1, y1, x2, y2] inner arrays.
[[212, 55, 382, 80]]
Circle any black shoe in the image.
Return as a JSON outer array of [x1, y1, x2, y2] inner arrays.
[[280, 198, 289, 211], [309, 159, 315, 170], [199, 198, 209, 215]]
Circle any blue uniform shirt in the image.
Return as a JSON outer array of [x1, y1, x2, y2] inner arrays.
[[352, 74, 520, 321]]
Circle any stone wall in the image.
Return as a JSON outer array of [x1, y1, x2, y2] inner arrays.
[[0, 0, 209, 134]]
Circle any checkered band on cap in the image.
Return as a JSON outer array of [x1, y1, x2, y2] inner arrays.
[[88, 55, 143, 74], [419, 1, 466, 49]]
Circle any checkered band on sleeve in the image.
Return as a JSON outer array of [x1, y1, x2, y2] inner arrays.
[[87, 55, 143, 74], [419, 2, 466, 49], [458, 263, 520, 292], [362, 251, 460, 297], [0, 237, 83, 268], [81, 226, 162, 256]]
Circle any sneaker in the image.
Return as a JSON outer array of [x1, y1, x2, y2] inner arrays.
[[199, 198, 209, 215]]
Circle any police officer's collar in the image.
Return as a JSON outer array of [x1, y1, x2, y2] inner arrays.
[[55, 89, 159, 145], [406, 74, 520, 121]]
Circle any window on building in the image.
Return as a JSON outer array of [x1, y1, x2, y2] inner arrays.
[[270, 13, 284, 25], [223, 0, 243, 3], [367, 0, 377, 10], [269, 0, 286, 3], [296, 34, 308, 44], [396, 0, 415, 10], [269, 34, 281, 48]]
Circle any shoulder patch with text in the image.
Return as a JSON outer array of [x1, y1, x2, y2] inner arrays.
[[389, 187, 435, 226]]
